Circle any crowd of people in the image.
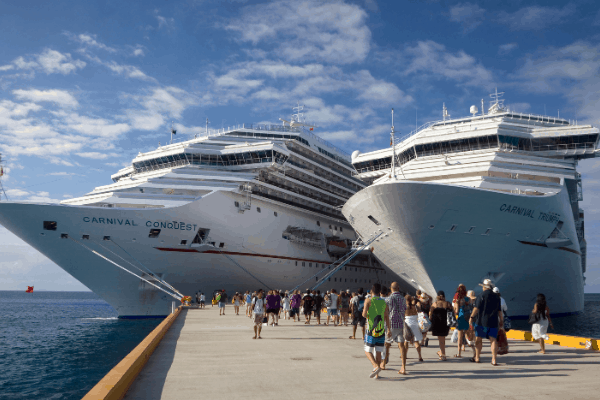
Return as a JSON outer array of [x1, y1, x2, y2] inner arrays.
[[198, 281, 554, 377]]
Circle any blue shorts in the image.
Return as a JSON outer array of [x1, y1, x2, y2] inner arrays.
[[218, 302, 225, 308], [364, 334, 385, 353], [328, 309, 338, 316], [474, 324, 498, 340]]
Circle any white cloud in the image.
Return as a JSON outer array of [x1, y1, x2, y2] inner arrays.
[[498, 4, 576, 31], [126, 110, 165, 131], [226, 0, 371, 65], [36, 48, 86, 75], [133, 47, 145, 57], [398, 40, 494, 88], [156, 13, 175, 30], [105, 61, 154, 81], [13, 56, 38, 70], [0, 64, 14, 71], [76, 152, 118, 159], [498, 43, 518, 55], [69, 33, 117, 52], [449, 3, 485, 33], [13, 89, 79, 108], [48, 172, 78, 176]]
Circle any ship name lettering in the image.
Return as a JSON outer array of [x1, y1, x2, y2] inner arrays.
[[82, 216, 138, 226], [145, 220, 196, 231], [499, 204, 535, 218]]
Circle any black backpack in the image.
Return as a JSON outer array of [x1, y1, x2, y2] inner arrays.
[[353, 295, 365, 317], [303, 295, 313, 309]]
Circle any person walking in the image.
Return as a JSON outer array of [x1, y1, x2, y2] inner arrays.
[[531, 293, 554, 354], [245, 291, 253, 317], [290, 290, 302, 322], [233, 292, 241, 315], [327, 289, 339, 326], [339, 291, 350, 326], [251, 290, 266, 339], [312, 290, 322, 324], [469, 279, 503, 365], [302, 289, 314, 324], [381, 282, 408, 374], [418, 293, 431, 347], [362, 283, 390, 379], [265, 290, 279, 326], [404, 294, 424, 362], [429, 290, 452, 361], [199, 292, 206, 309], [453, 285, 470, 358], [350, 288, 367, 339], [282, 291, 291, 320], [494, 287, 509, 355]]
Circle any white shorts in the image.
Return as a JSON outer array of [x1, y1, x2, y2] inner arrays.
[[386, 327, 405, 344]]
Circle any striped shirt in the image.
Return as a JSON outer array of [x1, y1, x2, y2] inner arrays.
[[386, 292, 407, 330]]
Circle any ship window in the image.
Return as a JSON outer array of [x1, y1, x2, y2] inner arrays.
[[368, 215, 381, 225], [192, 228, 209, 244], [103, 236, 111, 241], [329, 224, 332, 229], [61, 233, 68, 239], [466, 226, 475, 234], [482, 228, 491, 236], [43, 221, 57, 231], [219, 242, 225, 248], [257, 207, 261, 213], [309, 263, 312, 267], [149, 229, 161, 238], [302, 262, 305, 267], [317, 221, 320, 226], [429, 225, 435, 229], [180, 240, 187, 245], [340, 227, 343, 232], [448, 225, 457, 232], [234, 201, 240, 207], [274, 212, 278, 217], [334, 226, 338, 231], [82, 235, 90, 240]]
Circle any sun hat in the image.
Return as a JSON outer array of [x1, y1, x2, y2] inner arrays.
[[478, 279, 494, 289], [419, 293, 429, 301], [493, 287, 500, 293], [467, 290, 476, 299]]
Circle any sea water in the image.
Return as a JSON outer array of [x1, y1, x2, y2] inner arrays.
[[0, 291, 598, 399], [0, 291, 161, 399]]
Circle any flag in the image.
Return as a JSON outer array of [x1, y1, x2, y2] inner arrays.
[[26, 286, 34, 293], [0, 166, 3, 176], [390, 138, 393, 147], [310, 127, 313, 131]]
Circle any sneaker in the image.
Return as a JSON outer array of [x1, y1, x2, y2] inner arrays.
[[425, 338, 429, 347]]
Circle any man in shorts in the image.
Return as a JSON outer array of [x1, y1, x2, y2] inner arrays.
[[218, 289, 228, 315], [349, 288, 367, 339], [469, 279, 503, 365], [312, 290, 323, 324], [302, 289, 313, 324], [362, 283, 390, 379], [381, 282, 407, 374], [251, 290, 265, 339], [199, 292, 205, 308], [245, 291, 253, 317], [327, 289, 339, 326]]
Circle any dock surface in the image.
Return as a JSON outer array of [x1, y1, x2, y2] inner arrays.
[[125, 307, 598, 399]]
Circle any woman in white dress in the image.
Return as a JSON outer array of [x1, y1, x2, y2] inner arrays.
[[531, 293, 554, 354], [282, 291, 291, 320]]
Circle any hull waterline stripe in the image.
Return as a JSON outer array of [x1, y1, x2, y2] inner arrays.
[[518, 240, 581, 256]]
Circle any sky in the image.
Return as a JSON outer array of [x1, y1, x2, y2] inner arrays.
[[1, 0, 600, 292]]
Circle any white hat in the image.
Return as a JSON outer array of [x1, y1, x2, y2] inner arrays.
[[493, 287, 500, 293], [478, 279, 494, 289]]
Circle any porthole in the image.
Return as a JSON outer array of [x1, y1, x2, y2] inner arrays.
[[429, 225, 435, 229]]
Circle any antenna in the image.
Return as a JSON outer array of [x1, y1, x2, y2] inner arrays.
[[206, 118, 210, 136], [292, 101, 305, 123], [170, 121, 177, 144], [481, 99, 484, 116], [442, 103, 450, 122], [488, 88, 505, 114], [390, 108, 396, 180]]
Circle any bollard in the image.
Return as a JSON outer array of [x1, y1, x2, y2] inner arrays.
[[172, 301, 175, 314]]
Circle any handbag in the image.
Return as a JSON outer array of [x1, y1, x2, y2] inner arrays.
[[503, 311, 512, 331], [447, 310, 457, 327], [403, 323, 415, 342], [527, 312, 540, 324], [451, 328, 459, 343], [418, 312, 431, 332]]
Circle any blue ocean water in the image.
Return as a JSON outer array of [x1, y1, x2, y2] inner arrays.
[[0, 291, 161, 400], [0, 291, 598, 399]]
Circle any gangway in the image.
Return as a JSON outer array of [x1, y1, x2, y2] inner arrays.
[[289, 231, 384, 293]]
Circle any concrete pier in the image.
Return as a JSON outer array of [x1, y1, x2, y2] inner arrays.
[[122, 307, 598, 400]]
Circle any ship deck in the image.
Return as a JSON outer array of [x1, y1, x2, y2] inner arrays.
[[85, 306, 600, 399]]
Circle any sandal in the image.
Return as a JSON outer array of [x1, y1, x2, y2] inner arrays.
[[454, 354, 462, 358], [469, 357, 480, 363], [491, 362, 499, 366]]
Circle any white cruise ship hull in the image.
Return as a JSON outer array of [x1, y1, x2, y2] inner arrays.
[[342, 180, 584, 318], [0, 190, 404, 317]]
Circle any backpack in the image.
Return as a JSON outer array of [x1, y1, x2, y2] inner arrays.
[[303, 295, 313, 310], [216, 294, 221, 302], [367, 299, 385, 338], [353, 295, 365, 317]]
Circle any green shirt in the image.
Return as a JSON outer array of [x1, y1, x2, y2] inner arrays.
[[367, 297, 386, 337]]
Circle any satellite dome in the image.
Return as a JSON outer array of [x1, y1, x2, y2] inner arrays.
[[470, 105, 479, 116], [351, 150, 361, 160]]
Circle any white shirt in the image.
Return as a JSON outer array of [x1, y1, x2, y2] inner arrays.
[[329, 293, 338, 309], [200, 294, 205, 301], [252, 298, 265, 314], [500, 297, 507, 313]]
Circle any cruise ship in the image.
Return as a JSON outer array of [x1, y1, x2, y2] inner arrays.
[[0, 110, 407, 317], [343, 92, 599, 317]]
